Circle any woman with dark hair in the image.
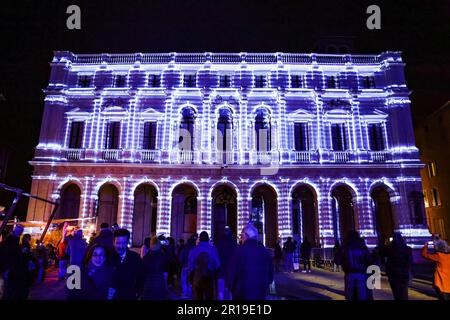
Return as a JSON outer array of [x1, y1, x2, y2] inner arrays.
[[68, 244, 115, 300]]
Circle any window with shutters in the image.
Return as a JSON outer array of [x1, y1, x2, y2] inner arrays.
[[142, 122, 157, 150], [368, 123, 385, 151], [148, 74, 161, 87], [255, 75, 266, 88], [294, 123, 309, 151], [331, 123, 348, 151], [183, 74, 196, 88], [68, 121, 84, 149], [291, 75, 302, 88], [219, 75, 231, 88], [105, 122, 121, 149]]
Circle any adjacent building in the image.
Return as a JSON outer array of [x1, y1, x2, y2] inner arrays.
[[415, 101, 450, 240], [26, 51, 430, 247]]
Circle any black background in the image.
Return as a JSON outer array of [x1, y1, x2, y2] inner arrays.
[[0, 0, 449, 219]]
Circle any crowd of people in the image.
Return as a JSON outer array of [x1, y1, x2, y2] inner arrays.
[[0, 221, 449, 301], [0, 222, 275, 300]]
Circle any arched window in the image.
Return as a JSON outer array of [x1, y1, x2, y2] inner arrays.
[[179, 107, 196, 151], [255, 108, 271, 152]]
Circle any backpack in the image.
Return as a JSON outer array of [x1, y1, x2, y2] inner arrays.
[[190, 252, 213, 284]]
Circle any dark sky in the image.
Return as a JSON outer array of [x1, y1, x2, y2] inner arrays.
[[0, 0, 449, 218]]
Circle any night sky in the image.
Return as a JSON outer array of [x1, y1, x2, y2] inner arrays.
[[0, 0, 449, 219]]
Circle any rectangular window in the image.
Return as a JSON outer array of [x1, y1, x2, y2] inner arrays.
[[423, 190, 429, 208], [331, 123, 348, 151], [219, 75, 231, 88], [432, 188, 441, 206], [77, 75, 92, 88], [183, 74, 196, 87], [105, 122, 121, 149], [148, 74, 161, 87], [291, 75, 302, 88], [368, 123, 385, 151], [68, 121, 84, 149], [114, 75, 126, 87], [327, 75, 339, 89], [255, 75, 266, 88], [428, 162, 437, 177], [294, 123, 309, 151], [363, 76, 376, 89], [142, 122, 157, 150]]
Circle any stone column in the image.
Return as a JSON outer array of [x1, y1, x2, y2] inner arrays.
[[198, 178, 211, 235], [238, 178, 250, 233], [157, 178, 171, 236], [278, 178, 292, 241]]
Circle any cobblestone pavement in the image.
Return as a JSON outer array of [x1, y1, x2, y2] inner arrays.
[[28, 266, 436, 300]]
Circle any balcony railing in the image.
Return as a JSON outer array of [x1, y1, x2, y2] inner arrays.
[[255, 151, 273, 164], [70, 52, 382, 66], [332, 151, 350, 163], [64, 148, 85, 160], [102, 149, 121, 161], [370, 150, 389, 163], [292, 151, 312, 163], [214, 151, 236, 164], [141, 150, 160, 162], [55, 148, 394, 165]]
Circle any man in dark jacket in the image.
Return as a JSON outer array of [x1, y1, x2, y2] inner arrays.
[[283, 237, 295, 273], [383, 232, 413, 300], [0, 227, 30, 300], [216, 227, 237, 300], [179, 234, 197, 298], [339, 230, 372, 300], [226, 224, 274, 300], [110, 229, 144, 300], [91, 222, 114, 254], [300, 237, 312, 273]]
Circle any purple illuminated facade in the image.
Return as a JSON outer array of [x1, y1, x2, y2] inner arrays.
[[27, 51, 430, 247]]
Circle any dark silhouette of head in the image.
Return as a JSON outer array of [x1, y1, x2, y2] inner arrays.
[[346, 230, 360, 244], [199, 231, 209, 242], [100, 222, 109, 229], [392, 232, 406, 247]]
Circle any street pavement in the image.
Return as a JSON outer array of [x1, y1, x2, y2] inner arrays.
[[28, 266, 437, 300]]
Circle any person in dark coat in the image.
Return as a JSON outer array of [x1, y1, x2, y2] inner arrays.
[[176, 238, 185, 279], [91, 223, 114, 254], [273, 240, 283, 272], [142, 237, 169, 300], [332, 240, 341, 272], [166, 237, 177, 288], [178, 234, 197, 298], [383, 232, 413, 300], [188, 231, 220, 300], [226, 224, 274, 300], [67, 229, 87, 269], [0, 227, 31, 300], [110, 229, 144, 300], [67, 244, 115, 300], [339, 230, 372, 300], [300, 237, 312, 273], [216, 227, 237, 300], [283, 237, 295, 273]]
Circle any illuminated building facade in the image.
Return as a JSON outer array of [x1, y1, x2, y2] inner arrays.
[[27, 51, 430, 247]]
